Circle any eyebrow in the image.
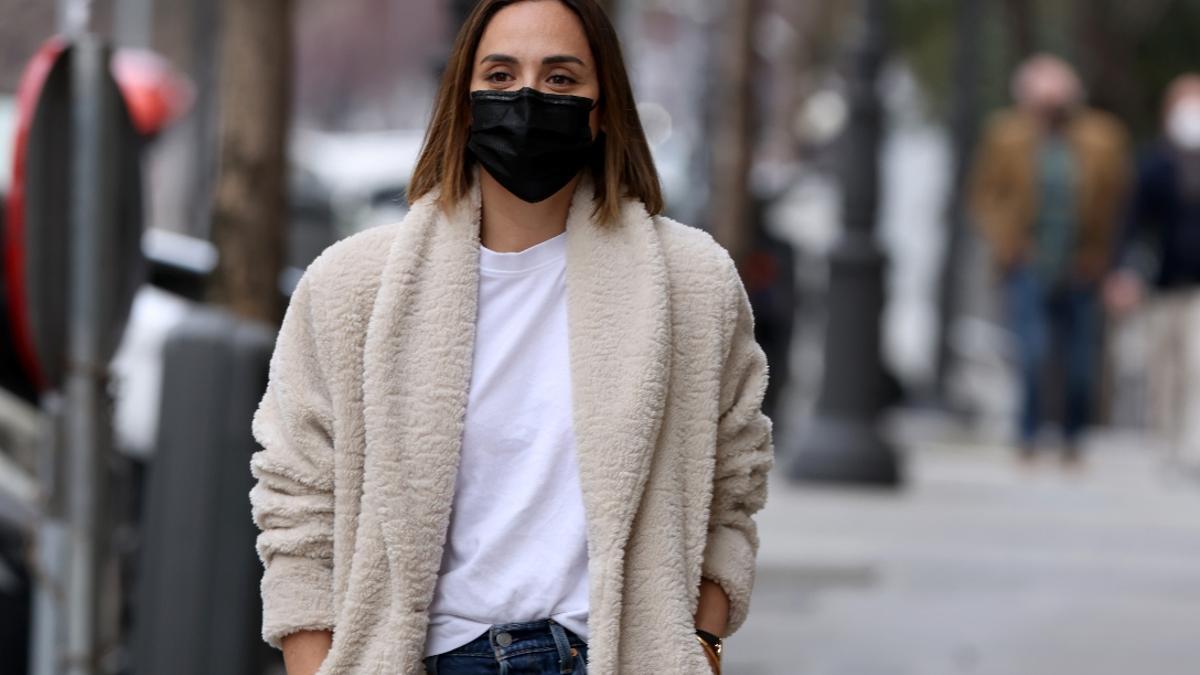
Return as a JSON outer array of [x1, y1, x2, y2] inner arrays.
[[479, 53, 586, 66]]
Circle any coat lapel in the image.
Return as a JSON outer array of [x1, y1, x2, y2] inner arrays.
[[360, 183, 482, 614], [359, 175, 672, 656], [561, 182, 672, 644]]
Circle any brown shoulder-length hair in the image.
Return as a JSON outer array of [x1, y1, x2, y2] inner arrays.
[[408, 0, 663, 224]]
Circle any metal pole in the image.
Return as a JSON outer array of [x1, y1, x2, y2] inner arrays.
[[32, 5, 109, 674], [785, 0, 900, 486], [57, 0, 92, 36], [114, 0, 154, 48], [64, 34, 117, 675]]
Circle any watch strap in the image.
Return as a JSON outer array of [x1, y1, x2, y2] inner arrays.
[[695, 629, 723, 654]]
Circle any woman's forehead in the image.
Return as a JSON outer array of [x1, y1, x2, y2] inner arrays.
[[475, 2, 592, 66]]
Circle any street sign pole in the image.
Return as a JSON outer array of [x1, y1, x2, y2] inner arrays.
[[63, 34, 117, 675], [57, 0, 91, 36]]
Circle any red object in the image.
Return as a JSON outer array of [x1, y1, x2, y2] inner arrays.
[[4, 38, 192, 394], [743, 249, 779, 295], [4, 36, 67, 393], [111, 48, 195, 136]]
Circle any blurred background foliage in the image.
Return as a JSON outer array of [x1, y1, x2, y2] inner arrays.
[[892, 0, 1200, 139]]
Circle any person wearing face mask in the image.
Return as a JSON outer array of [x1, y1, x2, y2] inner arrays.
[[1105, 74, 1200, 477], [246, 2, 773, 674], [969, 54, 1130, 466]]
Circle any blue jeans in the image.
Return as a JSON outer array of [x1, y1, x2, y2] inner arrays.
[[1006, 266, 1099, 448], [423, 619, 588, 674]]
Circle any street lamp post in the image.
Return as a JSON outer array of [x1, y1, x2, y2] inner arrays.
[[786, 0, 901, 486]]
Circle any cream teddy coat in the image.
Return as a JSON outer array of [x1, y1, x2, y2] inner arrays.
[[249, 176, 775, 674]]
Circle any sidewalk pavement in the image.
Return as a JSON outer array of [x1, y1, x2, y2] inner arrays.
[[728, 433, 1200, 675]]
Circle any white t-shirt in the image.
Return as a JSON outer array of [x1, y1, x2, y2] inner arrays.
[[424, 230, 590, 657]]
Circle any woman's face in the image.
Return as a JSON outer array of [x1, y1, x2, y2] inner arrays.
[[471, 0, 602, 139]]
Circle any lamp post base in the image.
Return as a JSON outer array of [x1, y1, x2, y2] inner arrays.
[[786, 416, 902, 486]]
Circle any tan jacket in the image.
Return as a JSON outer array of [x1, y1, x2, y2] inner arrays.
[[248, 176, 774, 674], [969, 108, 1130, 280]]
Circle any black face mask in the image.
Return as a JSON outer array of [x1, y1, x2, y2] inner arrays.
[[467, 87, 598, 203]]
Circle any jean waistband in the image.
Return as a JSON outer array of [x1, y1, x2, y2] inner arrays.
[[443, 618, 585, 658]]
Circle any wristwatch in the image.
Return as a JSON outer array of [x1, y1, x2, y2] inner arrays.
[[695, 628, 723, 673], [695, 629, 723, 656]]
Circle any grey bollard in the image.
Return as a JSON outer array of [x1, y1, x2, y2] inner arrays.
[[130, 305, 279, 675]]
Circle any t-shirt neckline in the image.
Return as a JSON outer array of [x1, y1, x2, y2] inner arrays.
[[479, 231, 567, 273]]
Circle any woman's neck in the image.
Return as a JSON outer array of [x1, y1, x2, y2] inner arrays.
[[478, 170, 579, 252]]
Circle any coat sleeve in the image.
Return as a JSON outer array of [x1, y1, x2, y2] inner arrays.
[[701, 257, 775, 636], [968, 115, 1021, 267], [249, 273, 337, 649]]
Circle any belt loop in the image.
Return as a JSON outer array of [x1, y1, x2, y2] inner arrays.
[[548, 619, 574, 674]]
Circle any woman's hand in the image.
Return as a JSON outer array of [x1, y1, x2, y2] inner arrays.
[[694, 577, 728, 674], [281, 630, 333, 675], [694, 577, 730, 637]]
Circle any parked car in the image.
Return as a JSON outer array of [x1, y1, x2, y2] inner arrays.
[[290, 127, 423, 240]]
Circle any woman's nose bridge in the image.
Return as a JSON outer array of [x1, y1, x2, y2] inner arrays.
[[515, 64, 550, 92], [520, 73, 543, 91]]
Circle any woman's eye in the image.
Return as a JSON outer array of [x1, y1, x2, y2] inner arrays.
[[548, 74, 578, 86], [485, 71, 513, 83]]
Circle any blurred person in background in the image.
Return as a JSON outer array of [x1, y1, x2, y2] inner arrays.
[[970, 54, 1130, 465], [1106, 74, 1200, 474], [248, 1, 773, 674], [744, 194, 795, 422]]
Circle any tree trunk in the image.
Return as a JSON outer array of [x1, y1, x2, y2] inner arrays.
[[935, 0, 983, 399], [209, 0, 291, 324], [709, 0, 759, 266], [1072, 0, 1145, 128], [1002, 0, 1035, 70], [450, 0, 477, 31]]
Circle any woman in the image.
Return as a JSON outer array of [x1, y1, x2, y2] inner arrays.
[[249, 1, 774, 673]]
